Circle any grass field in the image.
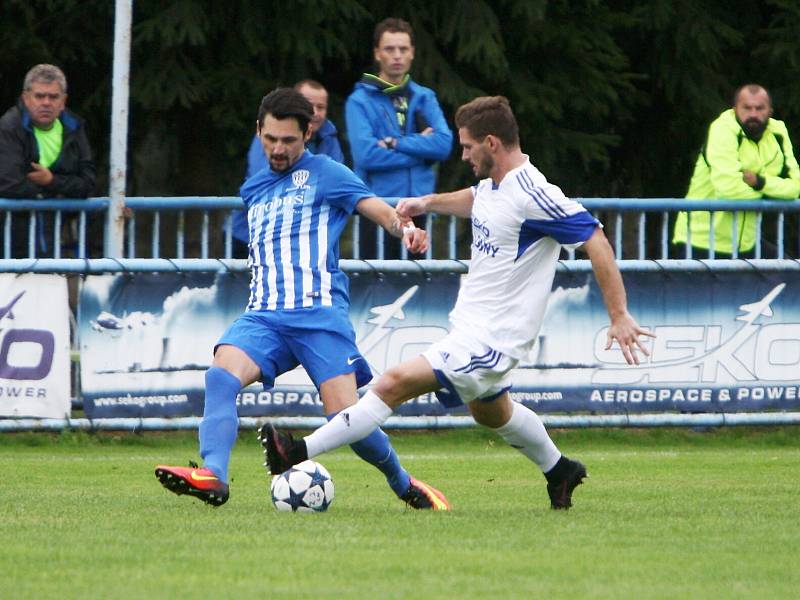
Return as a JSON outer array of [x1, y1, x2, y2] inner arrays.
[[1, 426, 799, 599]]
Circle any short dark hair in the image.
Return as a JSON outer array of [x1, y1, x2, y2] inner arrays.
[[732, 83, 772, 107], [373, 17, 414, 47], [257, 88, 314, 132], [455, 96, 519, 147]]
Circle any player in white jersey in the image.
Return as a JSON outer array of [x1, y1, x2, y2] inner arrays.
[[261, 95, 654, 510], [155, 88, 450, 510]]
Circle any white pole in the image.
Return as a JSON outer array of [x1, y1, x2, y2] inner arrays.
[[105, 0, 133, 257]]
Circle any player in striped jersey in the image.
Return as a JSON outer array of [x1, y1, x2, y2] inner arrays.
[[156, 88, 449, 510], [261, 96, 654, 510]]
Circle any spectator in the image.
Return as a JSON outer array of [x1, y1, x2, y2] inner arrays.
[[0, 64, 96, 257], [673, 84, 800, 258], [230, 80, 345, 258], [346, 17, 452, 257]]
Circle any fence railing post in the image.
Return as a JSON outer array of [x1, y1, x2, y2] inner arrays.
[[105, 0, 133, 258]]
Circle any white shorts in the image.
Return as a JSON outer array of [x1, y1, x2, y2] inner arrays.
[[422, 328, 517, 407]]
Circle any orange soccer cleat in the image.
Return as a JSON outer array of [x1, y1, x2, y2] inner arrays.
[[154, 461, 229, 507]]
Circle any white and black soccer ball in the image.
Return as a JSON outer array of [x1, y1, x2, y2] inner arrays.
[[270, 460, 334, 513]]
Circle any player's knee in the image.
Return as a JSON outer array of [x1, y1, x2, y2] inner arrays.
[[469, 395, 513, 428], [373, 367, 407, 403]]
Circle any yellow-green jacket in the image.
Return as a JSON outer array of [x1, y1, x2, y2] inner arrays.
[[673, 109, 800, 253]]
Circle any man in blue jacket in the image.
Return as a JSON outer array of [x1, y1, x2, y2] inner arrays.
[[230, 80, 346, 257], [346, 17, 452, 257]]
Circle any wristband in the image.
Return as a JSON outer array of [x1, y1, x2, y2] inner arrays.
[[402, 224, 416, 236]]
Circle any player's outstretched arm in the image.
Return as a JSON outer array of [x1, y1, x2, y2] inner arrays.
[[396, 188, 474, 219], [582, 228, 655, 365], [355, 197, 429, 254]]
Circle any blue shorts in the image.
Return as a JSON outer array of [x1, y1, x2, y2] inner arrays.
[[216, 306, 373, 390]]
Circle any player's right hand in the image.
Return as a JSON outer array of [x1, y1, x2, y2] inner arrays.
[[26, 162, 54, 186], [396, 196, 428, 218], [402, 223, 429, 254], [606, 313, 655, 365]]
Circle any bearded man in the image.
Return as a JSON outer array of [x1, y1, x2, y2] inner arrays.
[[673, 84, 800, 258]]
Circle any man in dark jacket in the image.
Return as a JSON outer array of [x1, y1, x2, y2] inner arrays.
[[0, 64, 96, 257], [346, 17, 452, 258]]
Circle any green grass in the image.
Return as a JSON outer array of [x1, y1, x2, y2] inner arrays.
[[1, 427, 799, 599]]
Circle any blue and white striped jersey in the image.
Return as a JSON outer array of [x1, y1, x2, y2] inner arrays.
[[239, 151, 372, 311], [449, 157, 600, 359]]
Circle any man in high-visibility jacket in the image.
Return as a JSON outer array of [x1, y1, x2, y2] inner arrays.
[[673, 84, 800, 257]]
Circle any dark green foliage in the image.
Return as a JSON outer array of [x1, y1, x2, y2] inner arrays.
[[1, 0, 799, 199]]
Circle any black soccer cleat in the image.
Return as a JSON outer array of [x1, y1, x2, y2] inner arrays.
[[546, 457, 587, 510], [258, 423, 306, 475]]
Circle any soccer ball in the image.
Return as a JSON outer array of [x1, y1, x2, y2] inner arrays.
[[270, 460, 334, 513]]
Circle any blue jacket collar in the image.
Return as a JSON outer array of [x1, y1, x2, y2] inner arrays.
[[17, 98, 79, 132], [315, 119, 338, 140], [356, 76, 418, 97]]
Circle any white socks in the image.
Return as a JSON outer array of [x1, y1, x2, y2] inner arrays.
[[494, 401, 561, 472], [303, 392, 559, 473], [304, 390, 393, 458]]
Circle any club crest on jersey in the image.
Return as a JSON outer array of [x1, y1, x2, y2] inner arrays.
[[292, 169, 310, 188]]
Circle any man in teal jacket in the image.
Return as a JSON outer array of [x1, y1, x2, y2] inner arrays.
[[673, 84, 800, 257], [346, 17, 452, 256]]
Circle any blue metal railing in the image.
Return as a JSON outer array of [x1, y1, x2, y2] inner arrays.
[[0, 198, 108, 259], [580, 198, 800, 260], [2, 196, 799, 260], [125, 197, 242, 259], [4, 257, 798, 275]]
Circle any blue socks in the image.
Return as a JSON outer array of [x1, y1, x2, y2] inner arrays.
[[327, 411, 411, 497], [199, 367, 242, 483], [198, 366, 410, 495]]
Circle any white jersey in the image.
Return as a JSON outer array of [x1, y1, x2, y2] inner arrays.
[[449, 157, 599, 359]]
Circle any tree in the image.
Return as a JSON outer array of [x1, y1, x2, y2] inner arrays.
[[1, 0, 799, 209]]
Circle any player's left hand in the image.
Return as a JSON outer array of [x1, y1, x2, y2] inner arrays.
[[606, 313, 655, 365], [402, 223, 428, 254]]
